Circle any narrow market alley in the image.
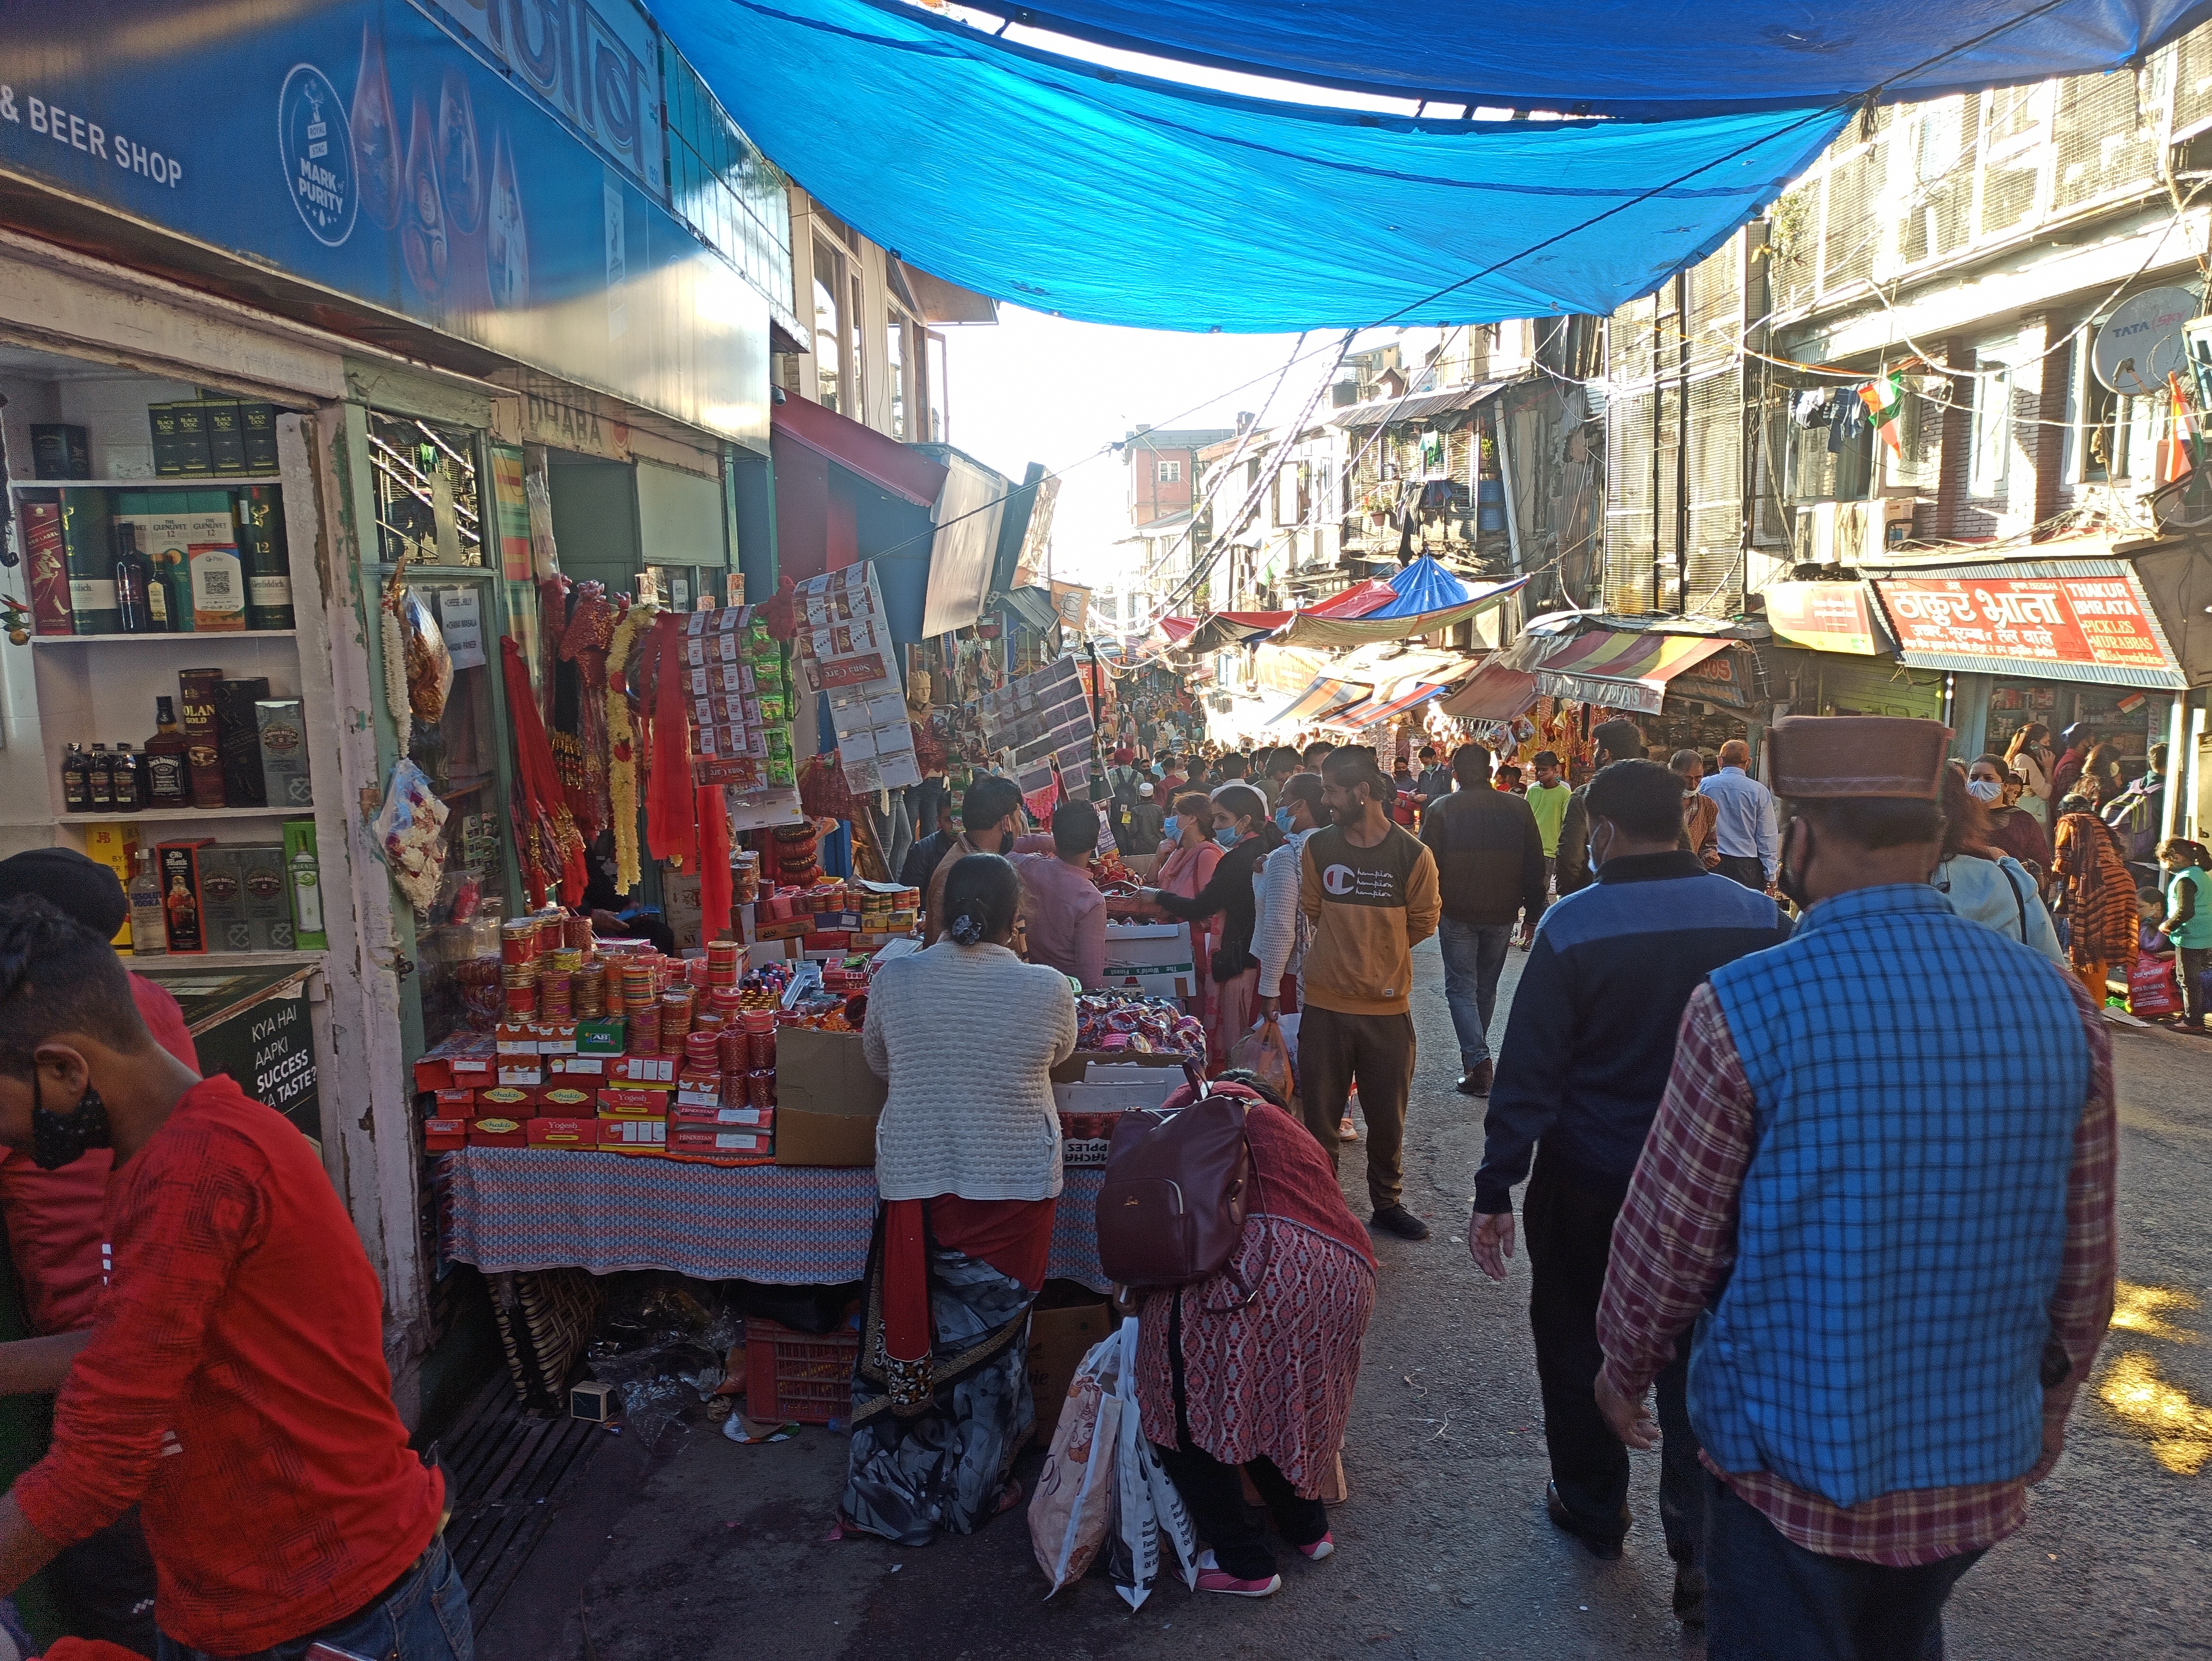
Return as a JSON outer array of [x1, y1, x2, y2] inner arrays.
[[477, 941, 2211, 1661]]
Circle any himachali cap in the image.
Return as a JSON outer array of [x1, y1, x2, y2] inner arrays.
[[1768, 715, 1952, 801]]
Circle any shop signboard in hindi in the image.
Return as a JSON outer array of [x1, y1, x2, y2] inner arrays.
[[433, 584, 486, 669], [1763, 581, 1883, 656], [1875, 575, 2186, 685]]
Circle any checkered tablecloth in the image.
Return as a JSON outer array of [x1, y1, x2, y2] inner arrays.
[[439, 1149, 1109, 1291]]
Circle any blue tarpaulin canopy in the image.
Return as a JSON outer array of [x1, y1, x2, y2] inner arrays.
[[944, 1, 2212, 117], [1371, 555, 1471, 619], [650, 0, 1851, 331]]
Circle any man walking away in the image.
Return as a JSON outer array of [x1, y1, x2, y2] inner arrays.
[[1701, 738, 1778, 891], [1524, 752, 1573, 893], [1125, 781, 1166, 855], [1552, 721, 1646, 900], [1299, 747, 1441, 1240], [0, 897, 460, 1660], [1471, 761, 1788, 1624], [1595, 717, 2116, 1661], [1421, 746, 1546, 1099]]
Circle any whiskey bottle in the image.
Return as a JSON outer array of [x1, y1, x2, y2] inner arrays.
[[61, 742, 91, 813], [109, 743, 144, 813], [143, 697, 190, 808], [86, 743, 113, 811], [112, 522, 153, 634]]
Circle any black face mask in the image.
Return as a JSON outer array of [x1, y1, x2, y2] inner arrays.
[[31, 1071, 113, 1171], [1776, 820, 1815, 909]]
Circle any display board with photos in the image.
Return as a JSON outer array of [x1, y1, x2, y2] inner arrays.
[[977, 655, 1094, 799], [793, 564, 923, 794]]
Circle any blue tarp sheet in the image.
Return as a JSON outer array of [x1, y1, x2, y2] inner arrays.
[[1371, 555, 1471, 619], [943, 1, 2212, 117], [650, 0, 1849, 331]]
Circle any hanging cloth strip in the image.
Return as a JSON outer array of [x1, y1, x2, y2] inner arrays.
[[644, 611, 699, 873], [604, 601, 654, 895], [499, 636, 587, 907], [559, 580, 618, 841]]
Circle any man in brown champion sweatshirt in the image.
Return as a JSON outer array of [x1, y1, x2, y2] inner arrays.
[[1299, 746, 1443, 1240]]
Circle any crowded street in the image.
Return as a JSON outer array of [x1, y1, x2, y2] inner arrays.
[[8, 4, 2212, 1659], [477, 934, 2211, 1661]]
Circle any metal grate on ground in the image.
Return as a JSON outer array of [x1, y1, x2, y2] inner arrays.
[[431, 1373, 607, 1625]]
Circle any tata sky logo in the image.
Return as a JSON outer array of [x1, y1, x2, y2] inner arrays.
[[278, 65, 356, 247]]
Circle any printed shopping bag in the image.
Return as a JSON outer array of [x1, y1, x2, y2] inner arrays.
[[1029, 1325, 1125, 1595], [1104, 1317, 1199, 1609]]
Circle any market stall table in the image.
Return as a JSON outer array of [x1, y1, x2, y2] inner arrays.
[[438, 1149, 1111, 1292]]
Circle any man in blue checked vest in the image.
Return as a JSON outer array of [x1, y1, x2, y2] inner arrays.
[[1592, 715, 2118, 1661]]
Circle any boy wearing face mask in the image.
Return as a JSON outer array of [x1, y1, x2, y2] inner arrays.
[[0, 897, 458, 1661]]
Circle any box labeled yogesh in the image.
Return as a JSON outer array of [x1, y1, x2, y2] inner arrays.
[[422, 1118, 468, 1152], [596, 1088, 662, 1117], [597, 1116, 667, 1153], [239, 844, 293, 950], [254, 699, 312, 809], [196, 848, 252, 954], [526, 1118, 594, 1150], [538, 1086, 594, 1116], [575, 1018, 627, 1055], [156, 839, 215, 953], [467, 1117, 527, 1147]]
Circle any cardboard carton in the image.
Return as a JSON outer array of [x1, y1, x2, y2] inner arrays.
[[773, 1026, 886, 1167], [1027, 1294, 1117, 1440]]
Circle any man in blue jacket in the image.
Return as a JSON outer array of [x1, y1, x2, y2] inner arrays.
[[1470, 759, 1789, 1626]]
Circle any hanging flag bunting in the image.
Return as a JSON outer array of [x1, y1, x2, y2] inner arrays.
[[1859, 373, 1905, 457]]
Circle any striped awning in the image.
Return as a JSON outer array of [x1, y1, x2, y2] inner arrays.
[[1523, 631, 1734, 714], [1438, 661, 1539, 721], [1344, 682, 1450, 730], [1264, 674, 1372, 729]]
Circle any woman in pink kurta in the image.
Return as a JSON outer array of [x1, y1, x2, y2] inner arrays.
[[1153, 791, 1221, 1026]]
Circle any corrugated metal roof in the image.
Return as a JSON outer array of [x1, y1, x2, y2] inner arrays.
[[1327, 381, 1507, 430]]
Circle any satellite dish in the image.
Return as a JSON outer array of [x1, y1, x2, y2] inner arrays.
[[2092, 287, 2199, 394]]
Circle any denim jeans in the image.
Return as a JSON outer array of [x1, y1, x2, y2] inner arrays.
[[157, 1537, 472, 1661], [1437, 918, 1513, 1070]]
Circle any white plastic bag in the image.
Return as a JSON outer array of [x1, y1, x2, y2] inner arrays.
[[1029, 1325, 1125, 1596], [373, 758, 450, 912], [1106, 1317, 1199, 1609]]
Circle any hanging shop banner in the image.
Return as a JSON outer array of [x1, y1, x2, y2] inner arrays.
[[1050, 581, 1092, 635], [0, 0, 766, 445], [1762, 581, 1885, 656], [1670, 645, 1753, 709], [1875, 574, 2187, 690]]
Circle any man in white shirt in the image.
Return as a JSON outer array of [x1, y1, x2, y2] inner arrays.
[[1698, 740, 1779, 891]]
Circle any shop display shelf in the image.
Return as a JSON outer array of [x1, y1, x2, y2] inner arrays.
[[7, 477, 285, 490], [30, 631, 298, 646], [51, 805, 309, 825]]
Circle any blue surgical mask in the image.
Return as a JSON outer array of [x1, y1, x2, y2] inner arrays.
[[1163, 815, 1180, 840], [1965, 778, 2002, 802], [1215, 825, 1241, 848], [1274, 807, 1294, 832]]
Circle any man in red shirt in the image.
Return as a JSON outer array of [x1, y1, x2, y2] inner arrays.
[[0, 897, 462, 1660]]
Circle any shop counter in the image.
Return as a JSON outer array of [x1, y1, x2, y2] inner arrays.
[[438, 1149, 1111, 1292]]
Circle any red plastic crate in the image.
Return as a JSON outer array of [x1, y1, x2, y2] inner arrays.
[[744, 1318, 858, 1426]]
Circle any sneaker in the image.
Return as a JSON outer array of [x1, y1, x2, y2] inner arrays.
[[1196, 1549, 1282, 1598], [1297, 1533, 1335, 1561], [1338, 1116, 1359, 1142], [1370, 1204, 1431, 1241]]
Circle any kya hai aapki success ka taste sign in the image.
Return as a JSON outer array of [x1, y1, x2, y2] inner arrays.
[[1874, 576, 2179, 678]]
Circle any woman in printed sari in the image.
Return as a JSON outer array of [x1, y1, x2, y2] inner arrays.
[[2051, 793, 2142, 1004], [842, 854, 1077, 1544], [1133, 1072, 1377, 1598]]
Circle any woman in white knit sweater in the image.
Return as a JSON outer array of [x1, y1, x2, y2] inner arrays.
[[841, 853, 1077, 1546]]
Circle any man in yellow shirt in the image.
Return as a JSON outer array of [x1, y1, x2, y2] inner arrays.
[[1526, 751, 1574, 879], [1299, 747, 1443, 1240]]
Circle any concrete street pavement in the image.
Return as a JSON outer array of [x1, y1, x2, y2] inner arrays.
[[487, 935, 2210, 1660]]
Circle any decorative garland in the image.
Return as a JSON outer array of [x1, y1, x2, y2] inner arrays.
[[380, 551, 412, 755], [604, 601, 658, 894]]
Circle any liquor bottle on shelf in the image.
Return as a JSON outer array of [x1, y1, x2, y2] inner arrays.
[[112, 522, 154, 633], [143, 698, 190, 808], [110, 744, 144, 813], [128, 849, 166, 958], [153, 549, 190, 635], [86, 744, 113, 811], [61, 743, 91, 813]]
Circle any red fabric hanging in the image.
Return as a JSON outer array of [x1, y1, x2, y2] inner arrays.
[[644, 613, 698, 872], [696, 782, 732, 943], [500, 637, 586, 907]]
